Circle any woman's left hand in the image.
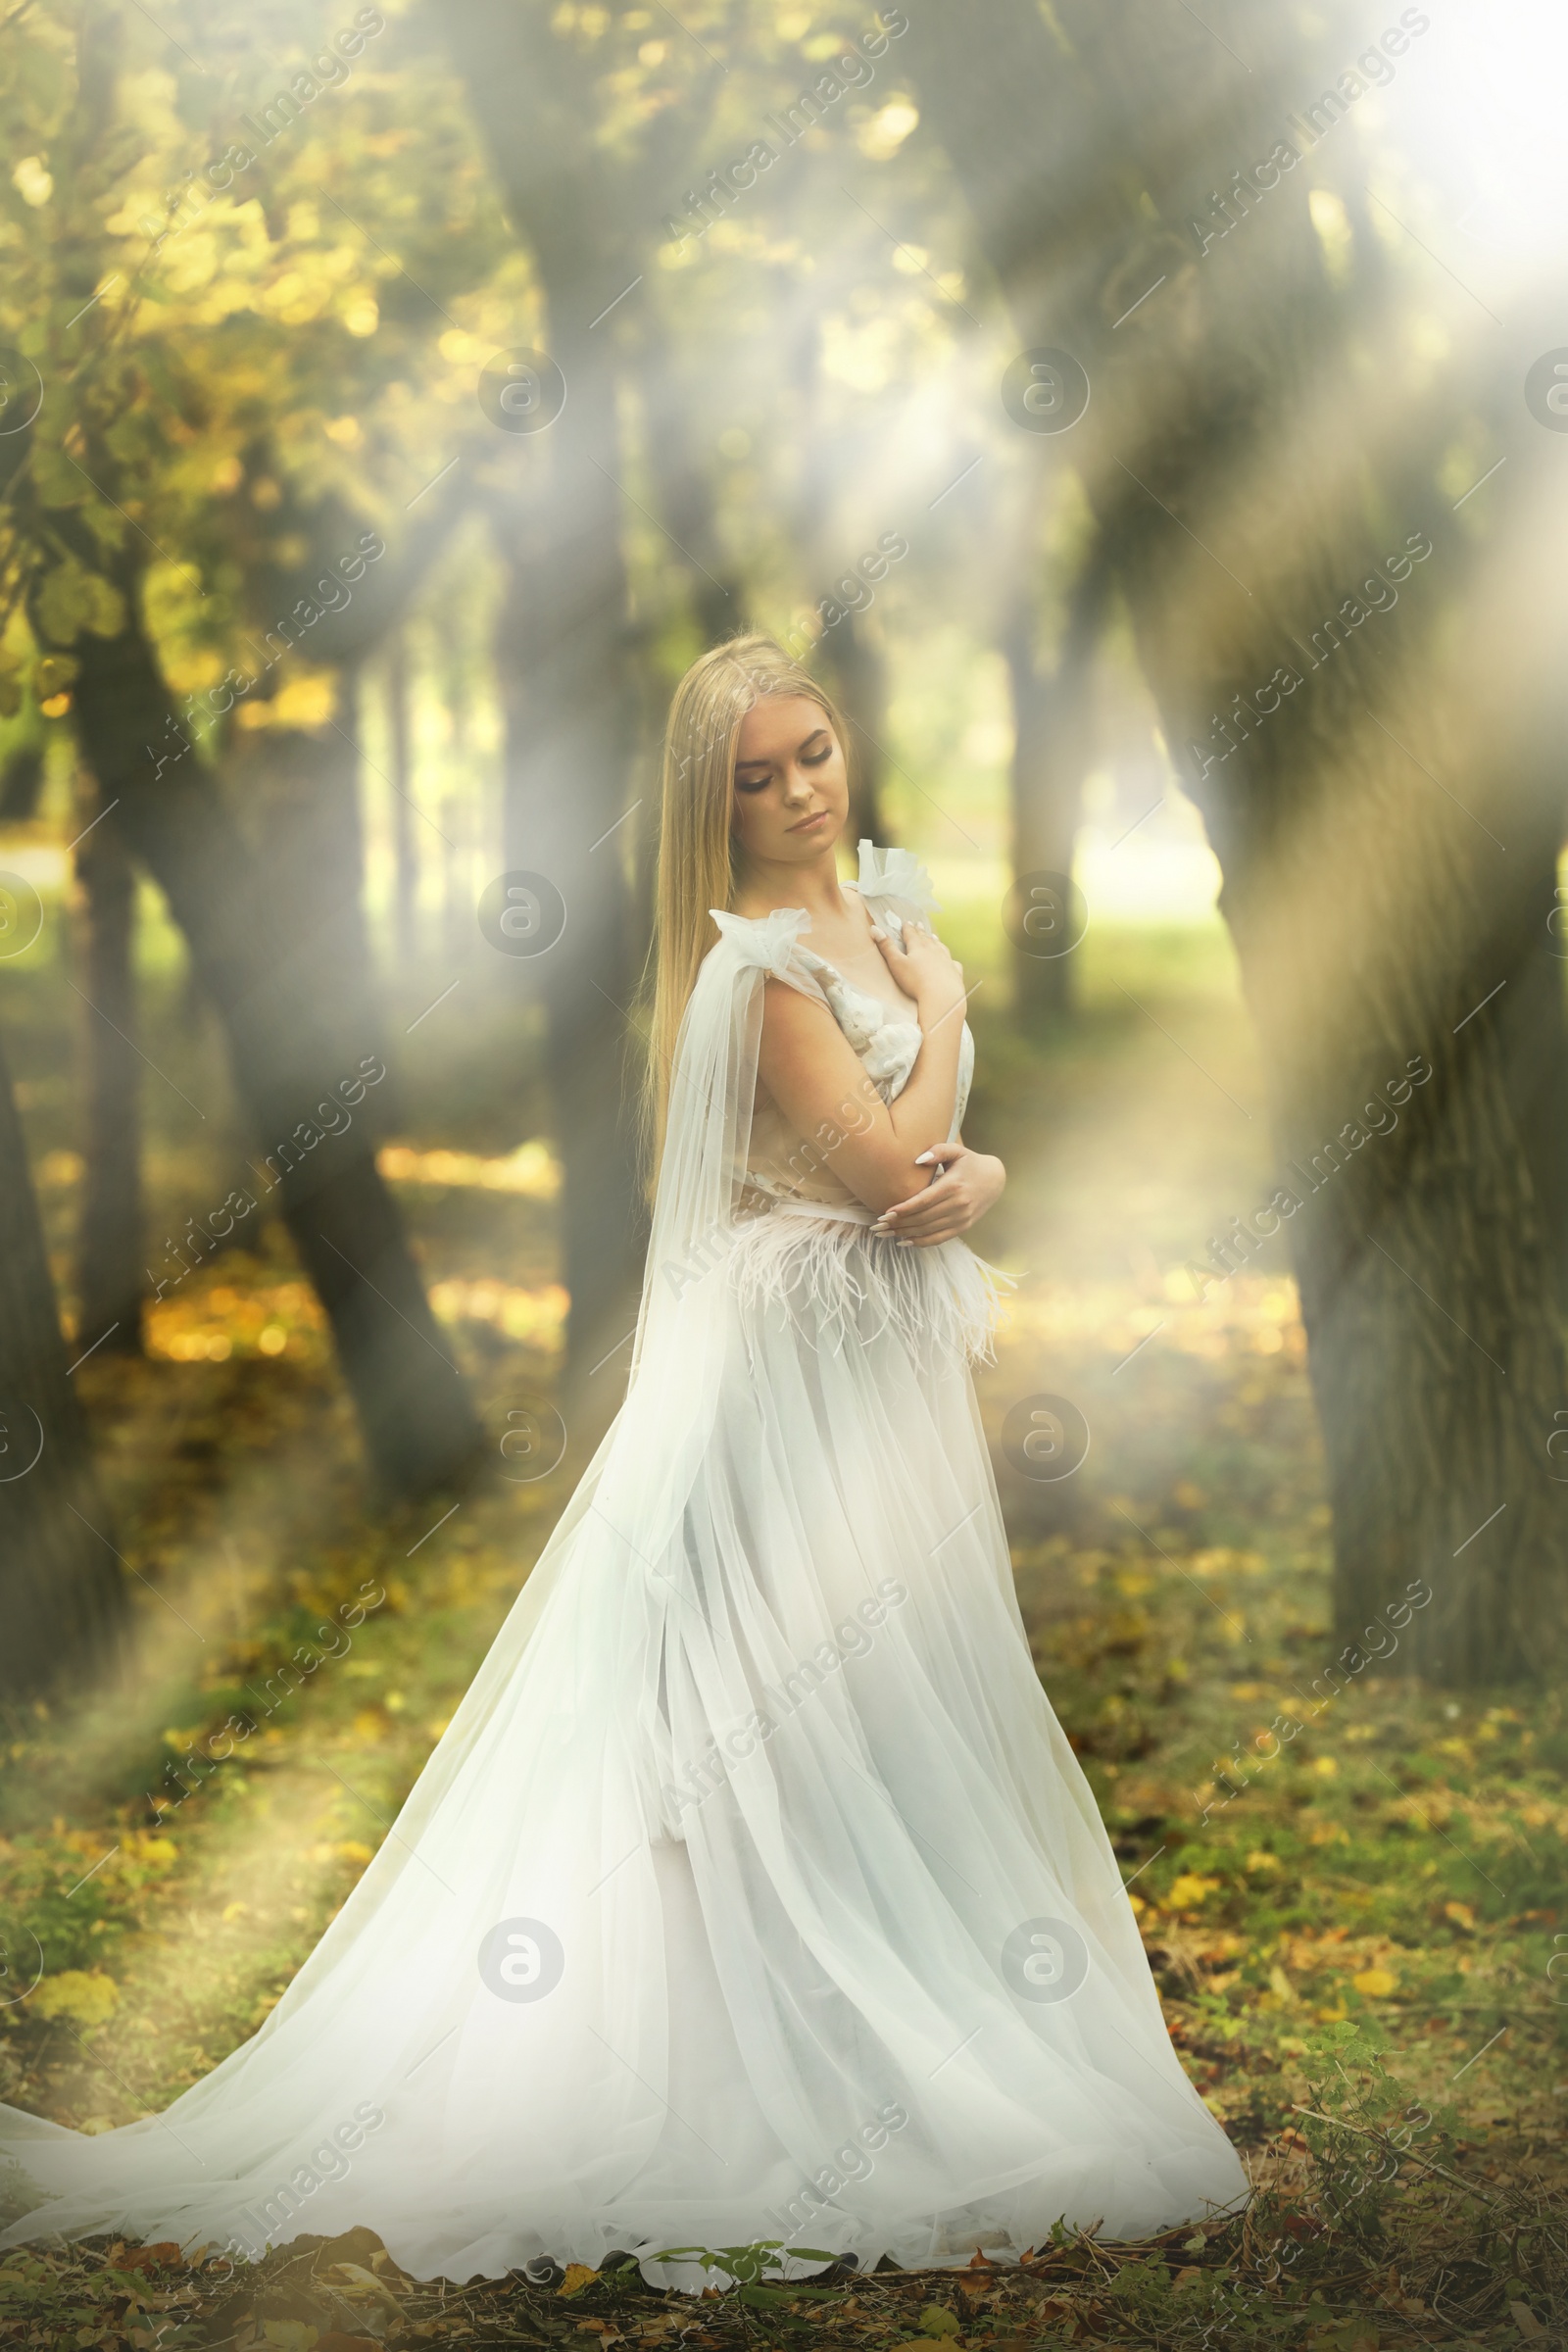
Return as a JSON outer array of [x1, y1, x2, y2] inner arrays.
[[874, 1142, 1005, 1247]]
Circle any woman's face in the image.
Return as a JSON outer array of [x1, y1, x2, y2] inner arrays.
[[731, 694, 849, 865]]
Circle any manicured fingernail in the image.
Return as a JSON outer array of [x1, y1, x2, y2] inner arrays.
[[914, 1152, 935, 1166]]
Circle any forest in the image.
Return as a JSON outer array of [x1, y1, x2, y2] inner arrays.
[[1, 0, 1565, 2344]]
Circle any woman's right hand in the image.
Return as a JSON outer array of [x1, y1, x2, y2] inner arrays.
[[874, 920, 966, 1028]]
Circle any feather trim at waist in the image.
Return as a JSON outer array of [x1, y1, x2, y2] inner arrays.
[[726, 1201, 1006, 1364]]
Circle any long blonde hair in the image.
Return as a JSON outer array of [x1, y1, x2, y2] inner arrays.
[[647, 633, 847, 1152]]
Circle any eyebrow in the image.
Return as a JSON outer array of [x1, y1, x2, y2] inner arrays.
[[735, 727, 829, 770]]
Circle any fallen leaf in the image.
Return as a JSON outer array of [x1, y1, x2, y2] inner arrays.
[[31, 1971, 120, 2026], [918, 2305, 960, 2337], [262, 2324, 317, 2352]]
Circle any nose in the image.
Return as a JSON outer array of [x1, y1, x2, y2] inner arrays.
[[782, 766, 813, 805]]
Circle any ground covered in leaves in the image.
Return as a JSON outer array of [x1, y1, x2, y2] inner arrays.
[[2, 904, 1565, 2346]]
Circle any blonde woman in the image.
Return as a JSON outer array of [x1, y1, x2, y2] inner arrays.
[[0, 636, 1246, 2282]]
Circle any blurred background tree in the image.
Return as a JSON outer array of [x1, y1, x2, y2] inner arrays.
[[1, 0, 1564, 1708]]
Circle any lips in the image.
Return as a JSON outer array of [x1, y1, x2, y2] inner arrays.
[[789, 810, 830, 833]]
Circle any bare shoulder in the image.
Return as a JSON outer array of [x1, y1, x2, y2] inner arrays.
[[760, 973, 838, 1047], [759, 975, 858, 1084]]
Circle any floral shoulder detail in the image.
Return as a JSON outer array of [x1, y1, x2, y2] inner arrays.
[[856, 841, 941, 932], [709, 905, 813, 984]]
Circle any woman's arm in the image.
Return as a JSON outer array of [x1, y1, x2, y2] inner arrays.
[[755, 927, 968, 1216], [876, 1138, 1006, 1247]]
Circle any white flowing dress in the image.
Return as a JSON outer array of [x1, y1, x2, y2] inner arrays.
[[0, 844, 1248, 2281]]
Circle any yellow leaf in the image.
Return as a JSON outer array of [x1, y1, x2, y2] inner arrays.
[[13, 157, 52, 207], [271, 671, 337, 728], [1444, 1900, 1476, 1931], [32, 1971, 120, 2026], [1309, 1754, 1339, 1777], [1167, 1873, 1219, 1909], [1352, 1967, 1398, 1998], [558, 2265, 597, 2297]]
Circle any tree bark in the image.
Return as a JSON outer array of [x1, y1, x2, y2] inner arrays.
[[446, 0, 653, 1388], [63, 580, 483, 1502], [0, 1020, 126, 1700], [73, 789, 145, 1356], [903, 0, 1568, 1682]]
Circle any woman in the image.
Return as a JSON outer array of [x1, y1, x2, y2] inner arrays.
[[0, 636, 1246, 2280]]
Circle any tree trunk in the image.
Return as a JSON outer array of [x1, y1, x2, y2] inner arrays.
[[446, 0, 651, 1389], [0, 1020, 126, 1701], [819, 612, 887, 848], [1002, 528, 1111, 1026], [904, 0, 1568, 1682], [63, 582, 482, 1502], [73, 791, 145, 1356], [0, 743, 45, 824], [489, 508, 646, 1387], [386, 630, 418, 966]]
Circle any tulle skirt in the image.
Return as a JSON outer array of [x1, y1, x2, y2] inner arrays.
[[0, 1214, 1248, 2280]]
